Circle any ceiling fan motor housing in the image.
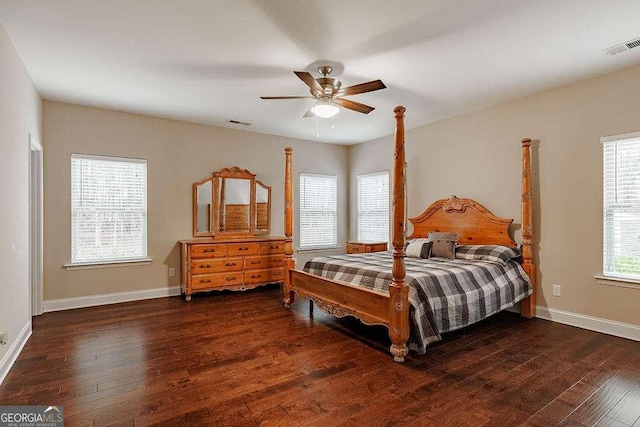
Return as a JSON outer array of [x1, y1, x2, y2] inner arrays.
[[315, 77, 342, 97]]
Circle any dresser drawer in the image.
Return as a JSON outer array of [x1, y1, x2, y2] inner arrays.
[[256, 205, 268, 215], [190, 244, 227, 258], [346, 242, 388, 254], [227, 242, 259, 256], [225, 213, 249, 223], [244, 268, 284, 285], [367, 243, 388, 252], [259, 241, 285, 255], [346, 243, 366, 254], [224, 223, 250, 231], [192, 272, 243, 290], [225, 204, 249, 214], [244, 254, 285, 270], [190, 257, 243, 275]]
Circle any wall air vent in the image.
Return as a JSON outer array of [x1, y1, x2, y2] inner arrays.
[[227, 119, 251, 126], [604, 37, 640, 56]]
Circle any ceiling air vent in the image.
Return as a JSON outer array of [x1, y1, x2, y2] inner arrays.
[[626, 39, 640, 49], [227, 119, 251, 126], [603, 37, 640, 56]]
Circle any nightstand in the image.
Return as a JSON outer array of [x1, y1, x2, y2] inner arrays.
[[346, 241, 388, 254]]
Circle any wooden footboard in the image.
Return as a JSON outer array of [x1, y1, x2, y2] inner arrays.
[[290, 270, 390, 327]]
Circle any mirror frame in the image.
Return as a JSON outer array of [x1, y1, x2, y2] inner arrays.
[[254, 180, 272, 235], [213, 166, 256, 237], [192, 176, 214, 237]]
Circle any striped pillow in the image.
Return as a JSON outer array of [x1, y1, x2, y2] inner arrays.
[[455, 245, 520, 265], [406, 239, 432, 258]]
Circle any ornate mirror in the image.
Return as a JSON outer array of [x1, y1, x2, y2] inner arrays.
[[193, 177, 214, 237], [216, 177, 253, 233], [255, 180, 271, 234], [193, 166, 273, 237]]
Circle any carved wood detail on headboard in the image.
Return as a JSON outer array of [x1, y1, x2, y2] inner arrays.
[[407, 195, 516, 247]]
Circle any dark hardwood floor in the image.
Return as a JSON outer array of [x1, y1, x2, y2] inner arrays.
[[1, 287, 639, 426]]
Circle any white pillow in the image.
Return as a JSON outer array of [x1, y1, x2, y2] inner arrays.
[[406, 238, 430, 258]]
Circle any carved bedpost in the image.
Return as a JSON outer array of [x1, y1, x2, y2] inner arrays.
[[283, 147, 295, 308], [520, 138, 536, 318], [389, 106, 410, 363]]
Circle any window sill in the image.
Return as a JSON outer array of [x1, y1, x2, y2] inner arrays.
[[594, 275, 640, 290], [297, 246, 340, 253], [64, 258, 152, 271]]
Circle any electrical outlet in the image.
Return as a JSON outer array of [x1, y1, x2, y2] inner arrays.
[[0, 331, 7, 345], [168, 268, 176, 278], [552, 284, 562, 297]]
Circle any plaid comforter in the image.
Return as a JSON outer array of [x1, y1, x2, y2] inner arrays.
[[303, 252, 533, 354]]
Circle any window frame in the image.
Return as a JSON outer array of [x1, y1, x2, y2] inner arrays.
[[65, 153, 151, 270], [600, 131, 640, 283], [357, 170, 390, 243], [298, 172, 338, 251]]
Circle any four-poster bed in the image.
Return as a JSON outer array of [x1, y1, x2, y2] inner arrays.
[[282, 106, 536, 362]]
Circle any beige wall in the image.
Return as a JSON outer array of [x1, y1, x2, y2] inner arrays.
[[43, 102, 348, 300], [350, 64, 640, 327], [0, 21, 42, 363]]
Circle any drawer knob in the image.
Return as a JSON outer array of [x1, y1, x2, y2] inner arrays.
[[225, 262, 237, 267], [251, 261, 261, 265], [199, 279, 212, 284], [226, 277, 237, 281], [251, 274, 261, 279], [203, 249, 216, 253], [270, 245, 279, 249], [238, 247, 249, 251], [199, 264, 211, 269]]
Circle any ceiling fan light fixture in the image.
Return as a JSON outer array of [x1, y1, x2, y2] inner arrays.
[[311, 100, 340, 118]]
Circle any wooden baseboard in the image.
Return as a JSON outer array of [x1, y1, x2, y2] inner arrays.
[[0, 321, 32, 385], [43, 286, 181, 312]]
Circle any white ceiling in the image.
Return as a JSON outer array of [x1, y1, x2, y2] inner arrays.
[[1, 0, 640, 144]]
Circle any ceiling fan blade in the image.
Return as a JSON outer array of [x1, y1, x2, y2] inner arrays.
[[303, 108, 315, 118], [340, 80, 386, 96], [294, 71, 323, 94], [334, 98, 375, 114], [260, 96, 313, 99]]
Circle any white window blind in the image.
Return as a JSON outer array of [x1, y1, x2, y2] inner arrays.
[[299, 173, 337, 249], [71, 154, 148, 264], [357, 171, 389, 242], [603, 134, 640, 279]]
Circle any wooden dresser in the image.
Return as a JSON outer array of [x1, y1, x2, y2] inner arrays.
[[179, 236, 286, 301], [346, 241, 388, 254]]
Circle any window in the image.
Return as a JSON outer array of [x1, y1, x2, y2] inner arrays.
[[357, 171, 390, 242], [299, 173, 337, 249], [603, 132, 640, 280], [71, 154, 148, 265]]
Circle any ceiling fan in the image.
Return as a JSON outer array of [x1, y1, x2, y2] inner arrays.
[[260, 66, 386, 118]]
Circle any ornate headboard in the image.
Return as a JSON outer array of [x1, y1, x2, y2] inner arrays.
[[407, 195, 516, 247]]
